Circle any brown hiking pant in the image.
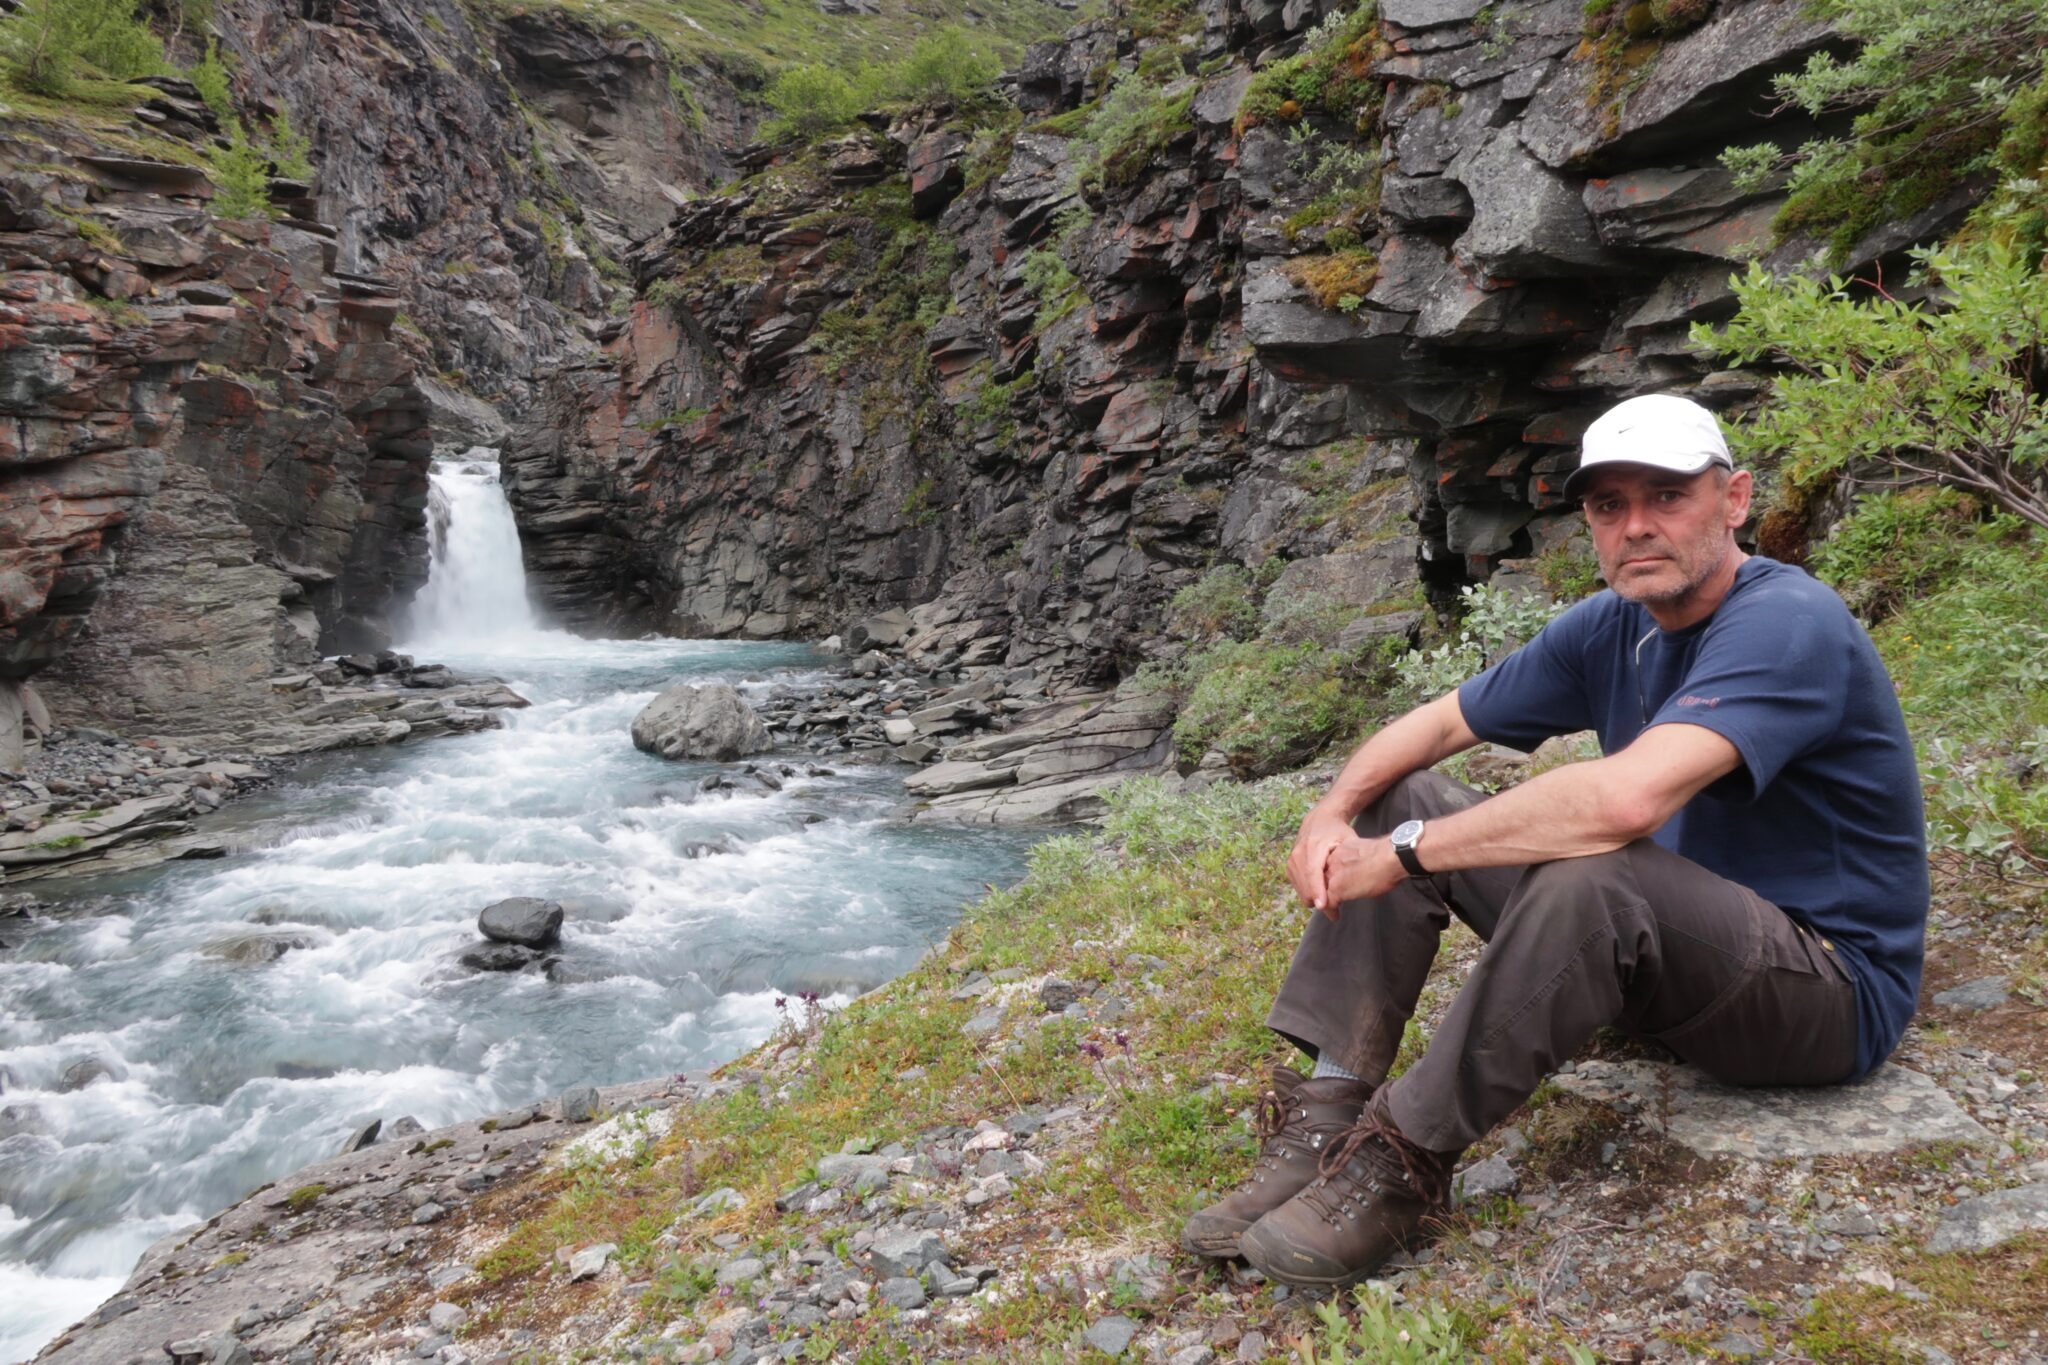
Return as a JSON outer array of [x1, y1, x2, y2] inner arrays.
[[1265, 771, 1860, 1154]]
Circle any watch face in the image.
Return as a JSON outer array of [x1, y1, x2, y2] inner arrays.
[[1391, 819, 1424, 847]]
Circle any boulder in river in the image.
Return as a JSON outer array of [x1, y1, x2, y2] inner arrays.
[[477, 897, 564, 948], [459, 943, 543, 973], [630, 683, 771, 762]]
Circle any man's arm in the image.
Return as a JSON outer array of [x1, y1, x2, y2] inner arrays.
[[1318, 721, 1745, 910], [1286, 690, 1482, 911]]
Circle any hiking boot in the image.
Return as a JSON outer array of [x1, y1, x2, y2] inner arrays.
[[1239, 1102, 1457, 1287], [1179, 1067, 1373, 1258]]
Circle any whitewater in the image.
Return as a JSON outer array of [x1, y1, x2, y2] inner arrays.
[[0, 454, 1037, 1362]]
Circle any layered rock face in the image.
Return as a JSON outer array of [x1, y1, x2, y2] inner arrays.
[[0, 147, 429, 735], [0, 0, 737, 744], [508, 0, 1960, 695]]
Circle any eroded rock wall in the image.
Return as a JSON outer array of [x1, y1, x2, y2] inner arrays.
[[509, 0, 1975, 691], [0, 0, 741, 739]]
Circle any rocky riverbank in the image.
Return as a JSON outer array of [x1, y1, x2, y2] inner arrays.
[[31, 779, 2048, 1365], [0, 650, 528, 883]]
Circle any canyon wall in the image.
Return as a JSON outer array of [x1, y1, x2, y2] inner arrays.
[[507, 0, 1975, 691], [1, 0, 1989, 746], [0, 0, 734, 740]]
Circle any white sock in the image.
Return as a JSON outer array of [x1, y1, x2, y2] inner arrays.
[[1310, 1055, 1361, 1082]]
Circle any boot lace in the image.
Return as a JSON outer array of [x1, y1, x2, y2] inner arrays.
[[1298, 1111, 1451, 1222]]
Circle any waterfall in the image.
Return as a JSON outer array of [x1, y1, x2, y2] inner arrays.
[[403, 449, 542, 646]]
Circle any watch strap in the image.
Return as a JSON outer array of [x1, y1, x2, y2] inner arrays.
[[1393, 839, 1428, 877]]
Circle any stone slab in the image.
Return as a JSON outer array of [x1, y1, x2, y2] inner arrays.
[[1554, 1060, 1990, 1160], [1926, 1182, 2048, 1254]]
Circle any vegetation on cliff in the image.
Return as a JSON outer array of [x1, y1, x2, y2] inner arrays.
[[483, 0, 1085, 85], [1720, 0, 2048, 258]]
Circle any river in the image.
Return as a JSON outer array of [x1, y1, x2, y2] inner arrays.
[[0, 455, 1039, 1362]]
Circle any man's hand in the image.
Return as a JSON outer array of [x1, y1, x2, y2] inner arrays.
[[1320, 835, 1407, 913], [1287, 804, 1364, 916]]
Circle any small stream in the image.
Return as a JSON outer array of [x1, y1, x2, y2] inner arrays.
[[0, 455, 1040, 1362]]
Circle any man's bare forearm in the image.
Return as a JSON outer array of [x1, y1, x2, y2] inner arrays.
[[1314, 692, 1479, 823]]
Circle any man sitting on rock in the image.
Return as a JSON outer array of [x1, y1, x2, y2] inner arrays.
[[1183, 393, 1929, 1287]]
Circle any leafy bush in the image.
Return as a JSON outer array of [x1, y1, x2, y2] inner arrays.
[[1074, 68, 1195, 192], [1717, 0, 2048, 259], [1017, 198, 1091, 329], [1391, 584, 1565, 704], [1696, 232, 2048, 531], [1864, 527, 2048, 878], [1172, 637, 1372, 774], [1809, 487, 1989, 619], [1, 0, 162, 96], [1168, 564, 1260, 642], [1103, 773, 1313, 861], [885, 26, 999, 106], [1236, 3, 1384, 133], [1295, 1285, 1478, 1365], [761, 63, 862, 141], [209, 119, 275, 218]]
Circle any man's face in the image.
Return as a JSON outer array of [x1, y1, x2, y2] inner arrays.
[[1580, 464, 1752, 608]]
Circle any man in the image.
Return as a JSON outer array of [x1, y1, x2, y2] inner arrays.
[[1182, 393, 1929, 1288]]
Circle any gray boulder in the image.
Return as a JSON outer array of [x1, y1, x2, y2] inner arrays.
[[630, 683, 770, 762], [477, 897, 563, 948]]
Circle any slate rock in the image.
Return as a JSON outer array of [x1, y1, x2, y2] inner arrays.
[[458, 943, 542, 973], [868, 1227, 949, 1279], [1932, 976, 2009, 1012], [569, 1242, 617, 1281], [630, 683, 771, 762], [1926, 1182, 2048, 1254], [557, 1085, 602, 1123], [477, 897, 563, 948], [715, 1256, 766, 1286], [1082, 1314, 1140, 1358], [1455, 1153, 1520, 1204], [878, 1275, 928, 1309], [1555, 1061, 1991, 1158]]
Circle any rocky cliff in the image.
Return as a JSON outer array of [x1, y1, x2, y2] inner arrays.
[[0, 0, 1992, 800], [506, 0, 1975, 698], [0, 0, 738, 760]]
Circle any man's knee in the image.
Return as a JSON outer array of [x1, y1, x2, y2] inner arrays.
[[1498, 849, 1644, 933], [1355, 770, 1486, 837]]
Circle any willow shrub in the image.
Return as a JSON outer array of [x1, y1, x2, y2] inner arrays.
[[1696, 231, 2048, 532]]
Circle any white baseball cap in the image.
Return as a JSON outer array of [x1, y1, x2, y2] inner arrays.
[[1562, 394, 1734, 500]]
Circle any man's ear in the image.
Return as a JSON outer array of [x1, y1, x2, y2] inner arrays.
[[1723, 468, 1754, 528]]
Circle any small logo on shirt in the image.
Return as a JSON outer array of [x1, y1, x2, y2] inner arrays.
[[1676, 694, 1721, 708]]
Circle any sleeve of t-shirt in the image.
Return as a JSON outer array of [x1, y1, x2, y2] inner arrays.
[[1455, 598, 1599, 752], [1644, 585, 1848, 803]]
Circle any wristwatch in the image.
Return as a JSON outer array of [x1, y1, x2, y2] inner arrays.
[[1390, 819, 1429, 877]]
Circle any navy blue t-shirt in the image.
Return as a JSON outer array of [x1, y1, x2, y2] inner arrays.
[[1457, 556, 1927, 1079]]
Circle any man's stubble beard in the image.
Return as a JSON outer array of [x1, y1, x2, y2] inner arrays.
[[1604, 524, 1732, 609]]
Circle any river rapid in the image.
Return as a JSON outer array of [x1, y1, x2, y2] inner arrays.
[[0, 456, 1039, 1362]]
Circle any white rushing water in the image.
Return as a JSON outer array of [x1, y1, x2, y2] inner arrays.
[[0, 456, 1039, 1363]]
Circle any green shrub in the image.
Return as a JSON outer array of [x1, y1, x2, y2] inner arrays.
[[762, 62, 861, 142], [269, 104, 312, 180], [0, 0, 162, 96], [1809, 487, 1989, 620], [1074, 68, 1195, 192], [209, 117, 274, 218], [1167, 564, 1260, 642], [1296, 1285, 1496, 1365], [1717, 0, 2048, 259], [1236, 2, 1383, 134], [1173, 637, 1369, 774], [886, 25, 999, 106], [1868, 527, 2048, 876], [188, 37, 230, 115], [1696, 230, 2048, 532], [1391, 584, 1565, 705]]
